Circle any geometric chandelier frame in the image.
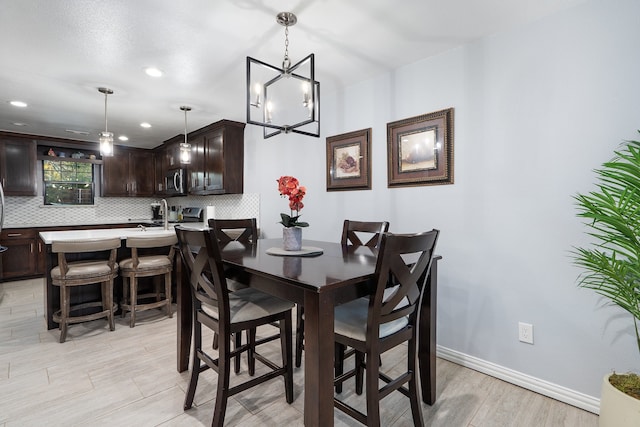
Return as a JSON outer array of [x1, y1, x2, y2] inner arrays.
[[246, 12, 320, 139]]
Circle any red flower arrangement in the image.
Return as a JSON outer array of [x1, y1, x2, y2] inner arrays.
[[277, 176, 309, 228]]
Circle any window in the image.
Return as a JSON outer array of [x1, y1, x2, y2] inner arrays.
[[43, 160, 94, 205]]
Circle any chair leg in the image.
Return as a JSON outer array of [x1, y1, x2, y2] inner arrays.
[[280, 313, 294, 404], [365, 349, 382, 426], [212, 329, 231, 427], [212, 333, 218, 349], [105, 279, 115, 331], [355, 350, 365, 395], [130, 275, 137, 328], [408, 335, 425, 427], [165, 272, 173, 318], [334, 343, 346, 393], [121, 277, 129, 318], [183, 313, 202, 410], [59, 285, 69, 343], [247, 328, 256, 376], [234, 332, 242, 374], [295, 305, 304, 367]]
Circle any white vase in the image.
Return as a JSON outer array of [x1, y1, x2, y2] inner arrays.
[[599, 373, 640, 426], [282, 227, 302, 251]]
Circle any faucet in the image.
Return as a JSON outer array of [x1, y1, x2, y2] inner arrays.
[[161, 199, 169, 230]]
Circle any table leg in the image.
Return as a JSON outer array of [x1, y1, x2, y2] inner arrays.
[[176, 254, 192, 372], [418, 257, 439, 404], [303, 290, 335, 427]]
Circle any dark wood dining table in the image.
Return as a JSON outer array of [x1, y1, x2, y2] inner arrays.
[[176, 238, 441, 427]]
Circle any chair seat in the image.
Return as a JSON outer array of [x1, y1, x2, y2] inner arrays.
[[119, 255, 172, 272], [51, 260, 118, 281], [334, 296, 408, 342], [201, 288, 294, 324]]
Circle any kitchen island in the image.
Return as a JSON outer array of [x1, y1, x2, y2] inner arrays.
[[39, 224, 205, 330]]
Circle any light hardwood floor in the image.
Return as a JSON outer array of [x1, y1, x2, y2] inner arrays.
[[0, 278, 598, 426]]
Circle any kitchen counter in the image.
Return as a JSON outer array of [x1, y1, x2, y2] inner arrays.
[[39, 223, 208, 244]]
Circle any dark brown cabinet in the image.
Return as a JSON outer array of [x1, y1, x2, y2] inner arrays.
[[0, 229, 41, 280], [102, 146, 155, 197], [0, 136, 37, 196], [187, 120, 244, 195], [153, 135, 182, 196]]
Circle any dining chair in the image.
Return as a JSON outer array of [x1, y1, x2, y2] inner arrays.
[[295, 220, 390, 370], [175, 226, 294, 426], [119, 233, 177, 327], [333, 229, 439, 426], [208, 218, 258, 373], [50, 238, 120, 343]]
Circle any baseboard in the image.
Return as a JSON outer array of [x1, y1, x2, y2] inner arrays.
[[436, 345, 600, 414]]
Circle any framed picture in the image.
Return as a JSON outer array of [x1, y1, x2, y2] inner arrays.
[[387, 108, 454, 187], [326, 128, 372, 191]]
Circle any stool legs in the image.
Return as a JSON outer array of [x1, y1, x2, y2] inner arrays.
[[59, 285, 69, 343]]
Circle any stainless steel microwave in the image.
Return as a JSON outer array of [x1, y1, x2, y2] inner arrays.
[[165, 168, 186, 196]]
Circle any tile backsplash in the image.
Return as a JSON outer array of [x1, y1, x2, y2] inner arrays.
[[3, 193, 260, 228]]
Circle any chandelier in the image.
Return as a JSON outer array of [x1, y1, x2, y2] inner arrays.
[[246, 12, 320, 139], [179, 106, 192, 164], [98, 87, 114, 156]]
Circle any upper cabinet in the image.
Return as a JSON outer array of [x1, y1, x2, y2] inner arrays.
[[188, 120, 245, 195], [0, 135, 37, 196], [153, 135, 182, 196], [102, 146, 155, 197]]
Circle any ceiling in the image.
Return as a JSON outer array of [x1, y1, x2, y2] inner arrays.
[[0, 0, 584, 149]]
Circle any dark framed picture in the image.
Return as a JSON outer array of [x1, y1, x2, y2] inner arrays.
[[326, 128, 372, 191], [387, 108, 454, 187]]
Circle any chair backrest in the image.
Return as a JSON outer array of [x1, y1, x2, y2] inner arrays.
[[51, 237, 121, 276], [125, 233, 178, 267], [370, 229, 439, 334], [208, 218, 258, 244], [175, 226, 230, 324], [341, 220, 390, 248]]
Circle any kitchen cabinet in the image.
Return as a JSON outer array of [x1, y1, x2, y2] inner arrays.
[[102, 146, 155, 197], [188, 120, 245, 195], [153, 135, 182, 196], [0, 228, 41, 280], [0, 135, 37, 196]]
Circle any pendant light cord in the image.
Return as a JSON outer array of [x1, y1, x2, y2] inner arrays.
[[104, 92, 108, 133]]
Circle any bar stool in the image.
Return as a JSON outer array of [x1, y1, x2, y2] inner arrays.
[[119, 234, 178, 327], [50, 238, 121, 343]]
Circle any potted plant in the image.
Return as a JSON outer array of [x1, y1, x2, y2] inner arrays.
[[573, 134, 640, 426], [277, 175, 308, 251]]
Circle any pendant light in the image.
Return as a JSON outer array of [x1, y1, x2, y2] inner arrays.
[[246, 12, 320, 139], [180, 106, 192, 164], [97, 87, 114, 157]]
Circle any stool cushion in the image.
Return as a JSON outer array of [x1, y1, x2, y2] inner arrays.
[[51, 260, 118, 281], [201, 288, 294, 324], [119, 255, 172, 272]]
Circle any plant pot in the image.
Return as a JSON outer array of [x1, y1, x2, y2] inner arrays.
[[282, 227, 302, 251], [599, 373, 640, 426]]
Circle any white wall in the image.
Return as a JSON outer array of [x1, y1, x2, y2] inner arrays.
[[244, 0, 640, 403]]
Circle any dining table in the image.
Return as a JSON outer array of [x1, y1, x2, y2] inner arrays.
[[175, 237, 441, 427]]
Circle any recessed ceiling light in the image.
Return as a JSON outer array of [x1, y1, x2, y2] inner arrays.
[[12, 122, 27, 126], [140, 122, 152, 128], [10, 100, 27, 107], [144, 67, 163, 77], [118, 135, 129, 141]]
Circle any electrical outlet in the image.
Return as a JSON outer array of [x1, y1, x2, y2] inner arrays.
[[518, 322, 534, 344]]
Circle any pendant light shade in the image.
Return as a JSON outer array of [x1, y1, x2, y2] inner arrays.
[[98, 87, 114, 157], [246, 12, 320, 139], [180, 106, 192, 164]]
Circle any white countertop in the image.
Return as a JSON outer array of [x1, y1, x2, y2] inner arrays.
[[39, 223, 208, 244]]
